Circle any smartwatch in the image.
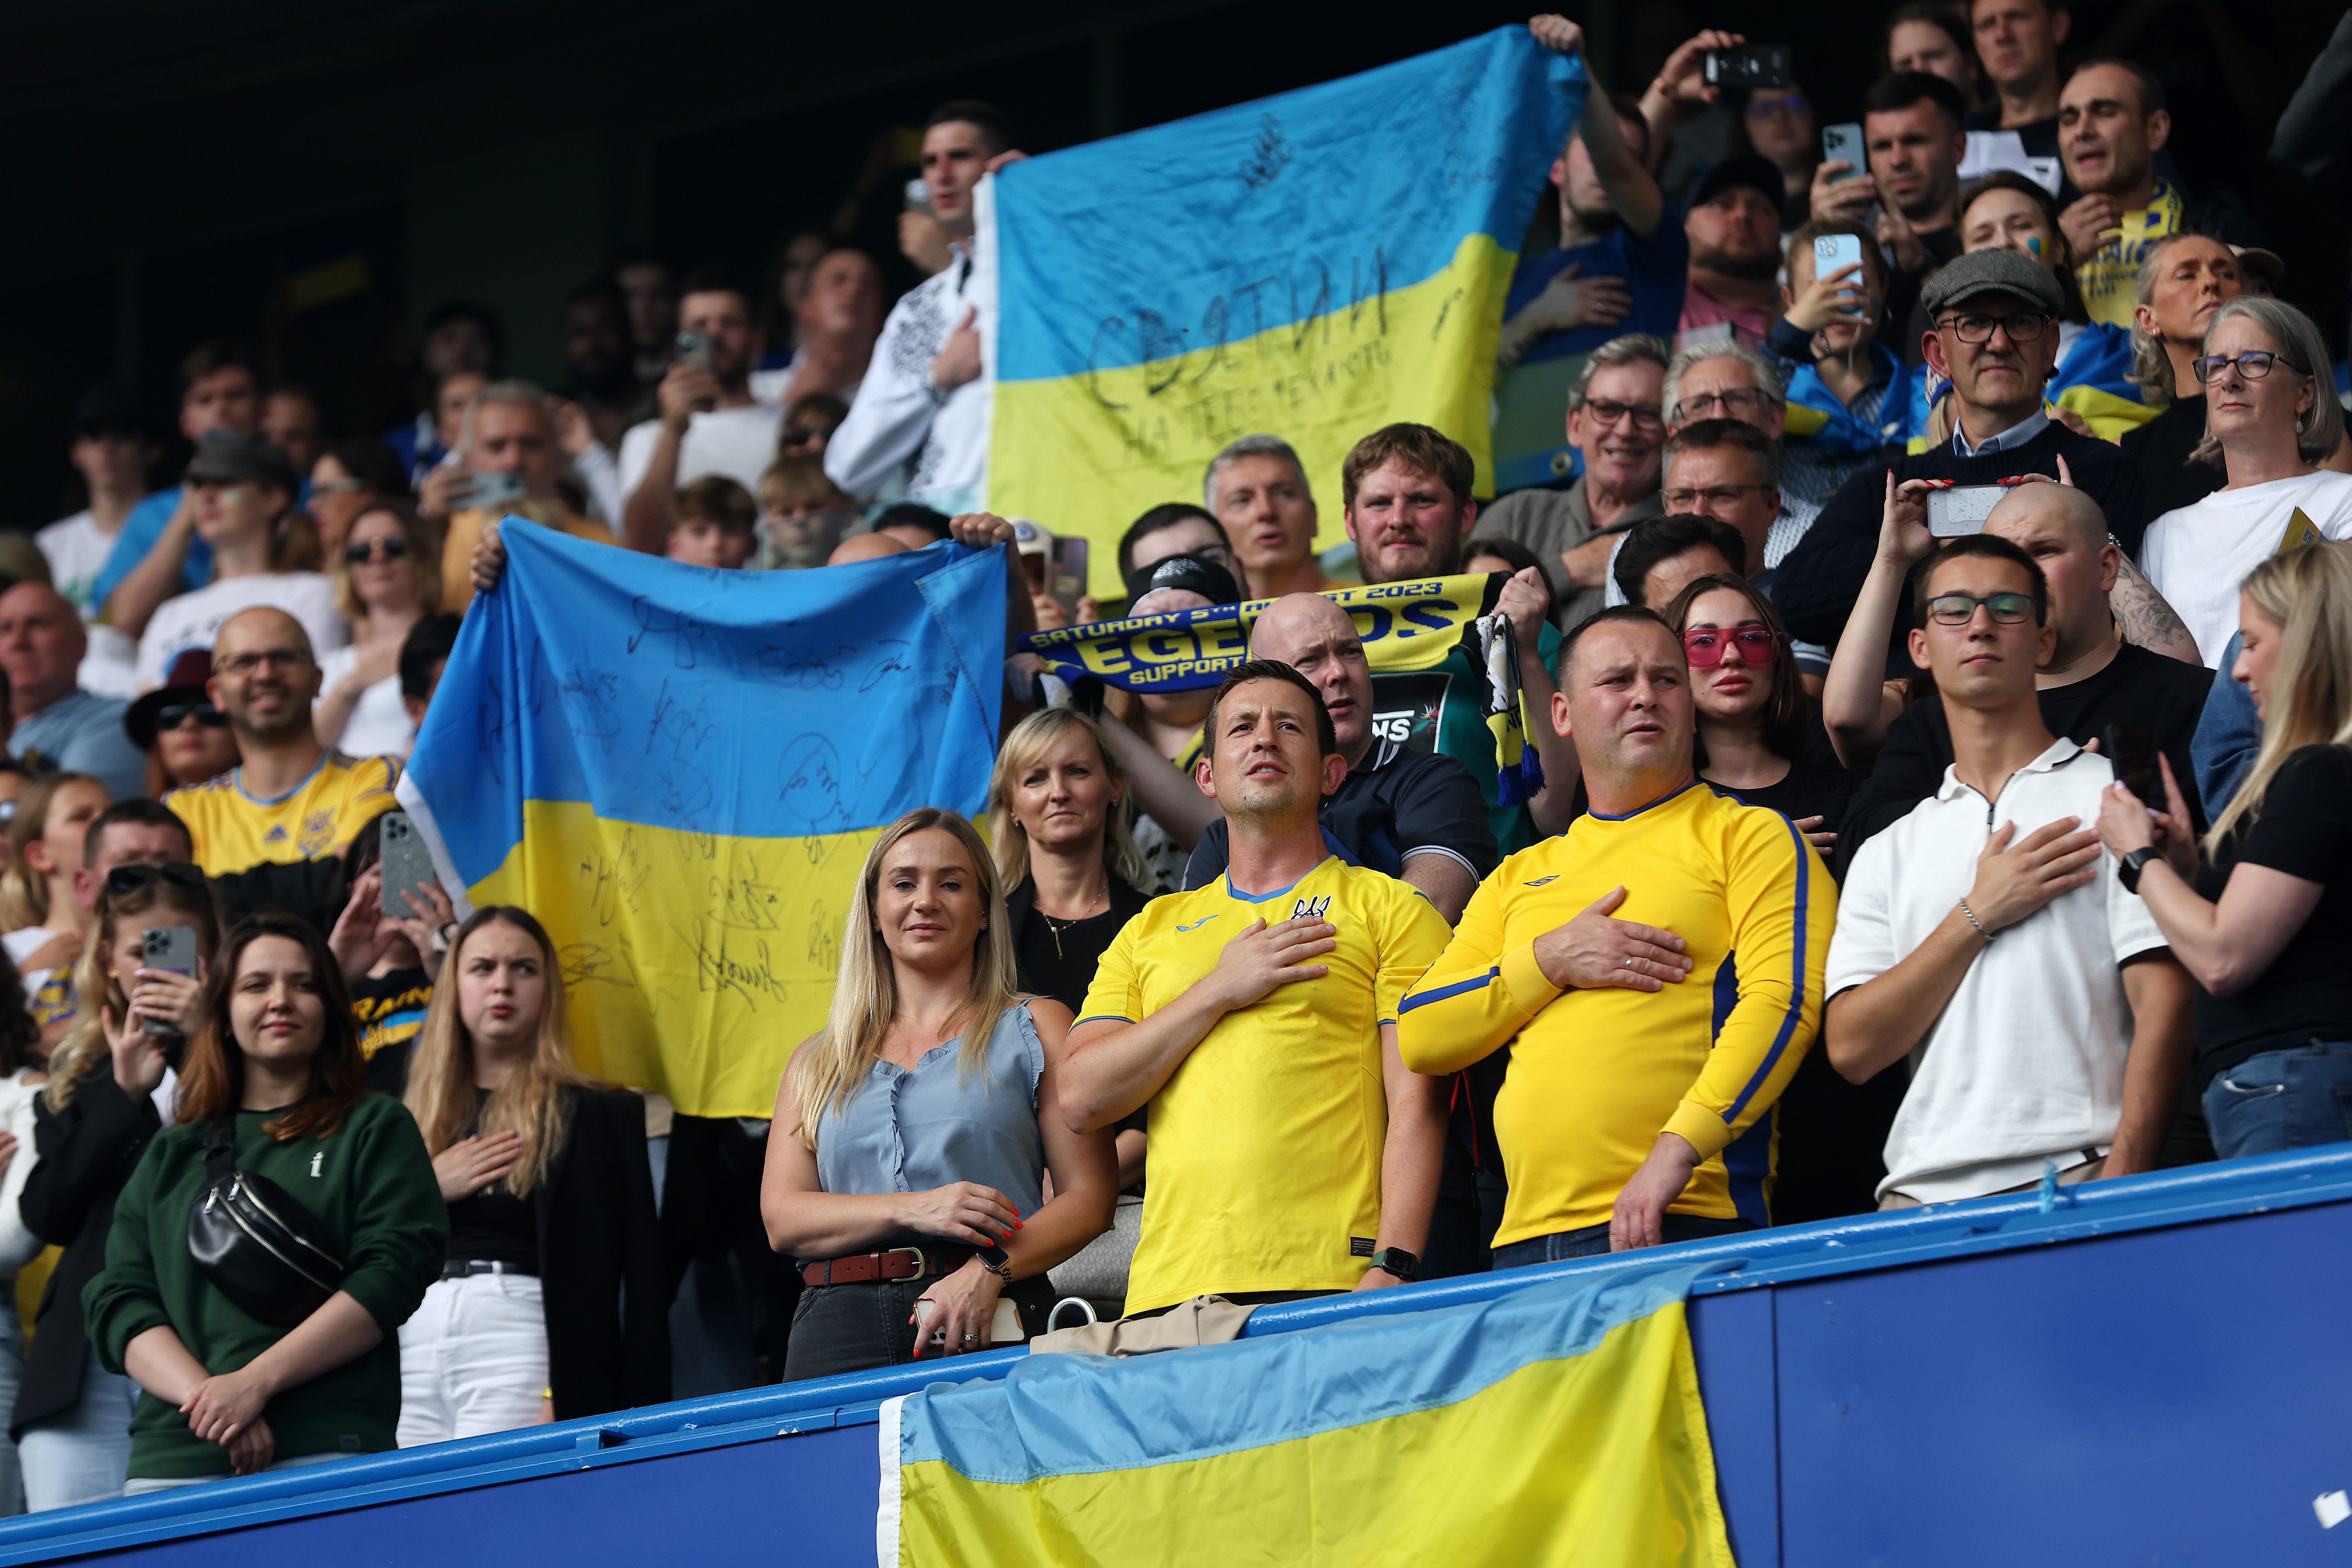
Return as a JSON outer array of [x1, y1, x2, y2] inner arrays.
[[975, 1241, 1014, 1282], [1366, 1247, 1419, 1282], [2116, 845, 2162, 894]]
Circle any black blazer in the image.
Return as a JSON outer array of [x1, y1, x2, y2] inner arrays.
[[535, 1086, 670, 1421], [14, 1068, 163, 1437]]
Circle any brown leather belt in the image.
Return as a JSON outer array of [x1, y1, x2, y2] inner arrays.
[[797, 1245, 970, 1287]]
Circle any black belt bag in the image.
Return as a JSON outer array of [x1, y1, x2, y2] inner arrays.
[[187, 1120, 347, 1327]]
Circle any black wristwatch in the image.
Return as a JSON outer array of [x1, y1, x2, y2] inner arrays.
[[976, 1241, 1014, 1281], [2117, 846, 2162, 894], [1366, 1247, 1419, 1281]]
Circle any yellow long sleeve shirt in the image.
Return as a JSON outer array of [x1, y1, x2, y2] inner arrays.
[[1397, 781, 1834, 1247]]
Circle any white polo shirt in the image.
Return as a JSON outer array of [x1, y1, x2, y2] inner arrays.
[[1828, 738, 2169, 1203]]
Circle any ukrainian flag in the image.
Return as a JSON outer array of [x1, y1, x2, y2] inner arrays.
[[396, 520, 1007, 1118], [984, 28, 1583, 596], [881, 1262, 1733, 1566]]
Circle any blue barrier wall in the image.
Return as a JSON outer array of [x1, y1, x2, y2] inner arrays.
[[4, 1146, 2348, 1566]]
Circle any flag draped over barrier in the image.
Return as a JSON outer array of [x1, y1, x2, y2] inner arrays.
[[878, 1263, 1735, 1567], [396, 520, 1006, 1118], [982, 28, 1584, 595], [1022, 573, 1541, 804]]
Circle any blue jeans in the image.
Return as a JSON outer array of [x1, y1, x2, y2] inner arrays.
[[2203, 1043, 2352, 1160], [1491, 1215, 1755, 1270]]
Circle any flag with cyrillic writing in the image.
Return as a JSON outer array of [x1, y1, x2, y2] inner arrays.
[[396, 518, 1005, 1117], [981, 27, 1584, 597]]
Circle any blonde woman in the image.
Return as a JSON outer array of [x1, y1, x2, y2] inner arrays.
[[316, 500, 440, 759], [17, 863, 219, 1511], [399, 906, 666, 1443], [2097, 543, 2352, 1159], [0, 772, 112, 1031], [762, 809, 1115, 1381]]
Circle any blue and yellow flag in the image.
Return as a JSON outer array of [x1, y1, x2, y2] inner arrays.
[[880, 1262, 1735, 1566], [984, 29, 1584, 595], [396, 520, 1007, 1117]]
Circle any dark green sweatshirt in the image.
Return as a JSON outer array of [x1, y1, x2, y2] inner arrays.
[[84, 1095, 447, 1479]]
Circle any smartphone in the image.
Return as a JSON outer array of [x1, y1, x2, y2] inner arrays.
[[674, 330, 715, 373], [1813, 234, 1867, 316], [466, 469, 526, 512], [139, 927, 198, 1038], [2103, 725, 2164, 809], [910, 1296, 1024, 1347], [1703, 43, 1793, 89], [1822, 122, 1868, 183], [903, 176, 936, 220], [1045, 537, 1089, 621], [1926, 485, 2004, 537], [377, 811, 442, 923]]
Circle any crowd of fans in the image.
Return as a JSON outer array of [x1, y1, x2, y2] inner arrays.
[[0, 0, 2347, 1519]]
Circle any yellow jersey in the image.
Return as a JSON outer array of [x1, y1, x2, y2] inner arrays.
[[1078, 855, 1452, 1314], [1398, 782, 1834, 1247], [166, 753, 399, 878]]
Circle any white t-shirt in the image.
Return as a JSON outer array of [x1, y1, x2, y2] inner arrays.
[[616, 403, 784, 511], [38, 510, 140, 698], [318, 644, 415, 761], [2140, 469, 2352, 666], [135, 573, 350, 691], [1828, 739, 2170, 1204]]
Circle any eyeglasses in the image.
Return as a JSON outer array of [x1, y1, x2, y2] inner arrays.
[[2192, 350, 2300, 384], [1925, 591, 2038, 626], [1682, 625, 1782, 668], [105, 861, 209, 898], [215, 647, 312, 676], [1671, 386, 1777, 424], [1744, 92, 1807, 119], [1579, 399, 1664, 430], [1935, 311, 2053, 344], [156, 701, 229, 730], [779, 423, 839, 448], [1662, 483, 1775, 509], [344, 536, 412, 566]]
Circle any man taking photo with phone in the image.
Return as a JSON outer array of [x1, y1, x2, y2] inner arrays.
[[616, 267, 781, 554], [1822, 534, 2193, 1205]]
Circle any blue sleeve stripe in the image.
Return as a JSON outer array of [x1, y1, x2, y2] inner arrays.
[[1398, 966, 1501, 1014], [1073, 1015, 1134, 1028], [1722, 816, 1809, 1126]]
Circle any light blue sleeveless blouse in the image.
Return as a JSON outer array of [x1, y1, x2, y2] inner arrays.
[[814, 1002, 1047, 1223]]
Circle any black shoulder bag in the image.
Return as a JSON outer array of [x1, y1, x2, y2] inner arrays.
[[187, 1120, 347, 1327]]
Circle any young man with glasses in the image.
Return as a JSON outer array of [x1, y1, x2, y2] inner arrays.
[[162, 607, 396, 888], [1771, 247, 2143, 651], [1823, 534, 2193, 1207]]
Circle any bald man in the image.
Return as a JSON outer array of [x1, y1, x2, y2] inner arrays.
[[1837, 480, 2213, 877], [0, 582, 147, 799], [166, 606, 396, 880], [825, 531, 910, 566], [1182, 593, 1498, 922]]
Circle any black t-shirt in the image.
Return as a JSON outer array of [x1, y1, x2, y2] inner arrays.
[[1183, 739, 1500, 891], [354, 965, 434, 1097], [2190, 745, 2352, 1084], [1837, 643, 2214, 878], [1015, 903, 1127, 1018], [1772, 423, 2148, 648], [2118, 395, 2225, 524], [1715, 756, 1858, 845], [445, 1089, 539, 1270]]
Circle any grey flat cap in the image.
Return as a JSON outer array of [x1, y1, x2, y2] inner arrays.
[[1920, 248, 2065, 317]]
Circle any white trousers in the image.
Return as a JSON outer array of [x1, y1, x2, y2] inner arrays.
[[396, 1273, 550, 1448], [19, 1348, 135, 1513]]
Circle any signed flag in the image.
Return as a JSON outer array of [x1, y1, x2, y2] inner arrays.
[[981, 27, 1584, 595], [396, 519, 1006, 1118], [879, 1261, 1735, 1567]]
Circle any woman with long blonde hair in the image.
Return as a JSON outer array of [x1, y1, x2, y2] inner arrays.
[[762, 808, 1114, 1381], [0, 773, 111, 1014], [16, 864, 219, 1510], [2097, 541, 2352, 1159], [398, 906, 666, 1443]]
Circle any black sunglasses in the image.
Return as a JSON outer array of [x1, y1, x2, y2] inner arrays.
[[345, 536, 413, 566], [156, 701, 229, 730], [105, 861, 209, 898]]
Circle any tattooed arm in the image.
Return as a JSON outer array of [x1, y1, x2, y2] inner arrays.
[[2110, 546, 2201, 664]]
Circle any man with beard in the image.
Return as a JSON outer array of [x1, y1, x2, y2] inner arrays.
[[2057, 60, 2181, 330], [1679, 156, 1788, 350], [557, 278, 647, 450], [1815, 73, 1972, 366], [617, 267, 783, 553], [163, 607, 396, 923]]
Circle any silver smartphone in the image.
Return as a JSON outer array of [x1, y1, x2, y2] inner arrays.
[[139, 926, 198, 1038], [466, 469, 526, 511], [1822, 123, 1867, 183], [377, 811, 442, 922], [1813, 234, 1868, 317], [1926, 485, 2005, 537]]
